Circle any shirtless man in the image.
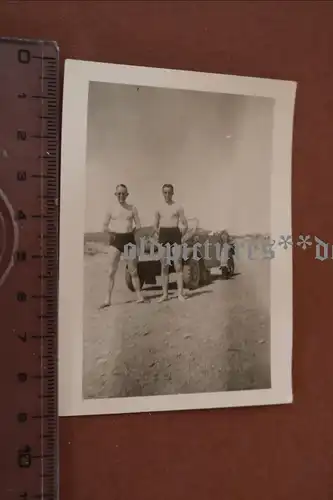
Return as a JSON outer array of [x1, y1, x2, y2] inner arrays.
[[100, 184, 144, 308], [153, 184, 188, 302]]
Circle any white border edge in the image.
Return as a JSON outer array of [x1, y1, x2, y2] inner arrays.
[[58, 59, 296, 417]]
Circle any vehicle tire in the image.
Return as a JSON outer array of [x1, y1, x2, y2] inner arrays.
[[227, 257, 235, 276], [221, 266, 229, 280], [183, 258, 200, 289], [125, 266, 144, 291], [199, 265, 211, 285]]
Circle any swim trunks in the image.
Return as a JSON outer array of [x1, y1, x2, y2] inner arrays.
[[109, 231, 136, 253], [158, 227, 182, 246]]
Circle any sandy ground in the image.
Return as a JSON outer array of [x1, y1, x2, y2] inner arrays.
[[83, 245, 271, 399]]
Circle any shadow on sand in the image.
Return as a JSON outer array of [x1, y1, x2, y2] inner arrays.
[[84, 259, 270, 400]]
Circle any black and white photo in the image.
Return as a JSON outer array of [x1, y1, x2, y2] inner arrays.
[[59, 60, 296, 415]]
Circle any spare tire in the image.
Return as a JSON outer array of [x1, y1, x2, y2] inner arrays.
[[183, 258, 200, 290]]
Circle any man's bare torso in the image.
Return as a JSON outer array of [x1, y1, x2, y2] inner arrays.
[[108, 203, 135, 233], [157, 201, 182, 228]]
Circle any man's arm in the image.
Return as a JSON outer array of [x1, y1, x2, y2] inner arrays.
[[178, 206, 188, 236], [132, 206, 141, 232], [152, 210, 160, 237]]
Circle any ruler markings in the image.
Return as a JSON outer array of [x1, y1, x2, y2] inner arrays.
[[0, 39, 59, 500]]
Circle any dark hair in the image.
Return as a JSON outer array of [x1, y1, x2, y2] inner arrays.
[[220, 230, 231, 242], [116, 184, 128, 192], [162, 183, 174, 192]]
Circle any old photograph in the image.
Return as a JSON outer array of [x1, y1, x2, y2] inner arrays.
[[59, 61, 296, 415]]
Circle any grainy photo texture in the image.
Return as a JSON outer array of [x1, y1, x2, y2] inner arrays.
[[59, 61, 295, 415], [84, 82, 273, 399]]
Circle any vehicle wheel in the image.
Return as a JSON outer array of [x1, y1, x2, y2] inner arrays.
[[125, 266, 144, 291], [227, 257, 235, 276], [183, 258, 200, 289], [199, 265, 211, 285], [221, 266, 230, 280]]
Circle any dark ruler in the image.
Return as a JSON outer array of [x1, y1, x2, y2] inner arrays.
[[0, 39, 59, 500]]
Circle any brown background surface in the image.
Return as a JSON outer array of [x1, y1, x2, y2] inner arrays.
[[1, 1, 333, 499]]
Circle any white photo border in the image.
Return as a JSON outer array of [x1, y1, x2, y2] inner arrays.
[[59, 59, 296, 416]]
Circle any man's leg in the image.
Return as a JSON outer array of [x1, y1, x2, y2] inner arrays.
[[100, 247, 121, 308], [173, 249, 186, 301], [158, 247, 169, 302], [125, 258, 145, 303]]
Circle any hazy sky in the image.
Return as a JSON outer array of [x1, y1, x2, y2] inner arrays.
[[85, 81, 273, 234]]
